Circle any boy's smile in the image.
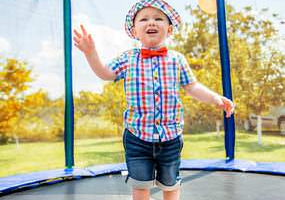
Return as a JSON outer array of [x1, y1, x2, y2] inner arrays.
[[146, 28, 158, 35], [132, 7, 173, 48]]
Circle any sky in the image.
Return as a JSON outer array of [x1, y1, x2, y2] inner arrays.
[[0, 0, 284, 99]]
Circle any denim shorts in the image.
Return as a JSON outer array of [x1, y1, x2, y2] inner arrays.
[[123, 129, 183, 191]]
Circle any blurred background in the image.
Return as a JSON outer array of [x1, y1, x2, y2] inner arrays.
[[0, 0, 284, 178]]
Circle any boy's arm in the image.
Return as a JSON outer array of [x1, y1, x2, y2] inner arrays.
[[84, 49, 116, 81], [74, 25, 116, 81], [183, 81, 235, 118]]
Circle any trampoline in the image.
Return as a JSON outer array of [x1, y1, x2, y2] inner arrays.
[[1, 0, 285, 199], [2, 172, 285, 200], [1, 160, 285, 200]]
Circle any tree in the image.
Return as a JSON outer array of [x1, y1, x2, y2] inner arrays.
[[19, 91, 65, 141], [100, 81, 126, 135], [0, 58, 32, 143], [75, 91, 103, 116], [171, 5, 285, 131]]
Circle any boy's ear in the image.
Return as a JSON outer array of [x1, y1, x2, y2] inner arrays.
[[167, 25, 173, 36], [131, 28, 137, 38]]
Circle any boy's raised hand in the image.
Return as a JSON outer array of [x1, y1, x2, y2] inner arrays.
[[214, 96, 235, 118], [73, 24, 95, 55]]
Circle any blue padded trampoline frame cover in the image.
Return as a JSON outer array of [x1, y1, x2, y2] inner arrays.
[[1, 159, 285, 194]]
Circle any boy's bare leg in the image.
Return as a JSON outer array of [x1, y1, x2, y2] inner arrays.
[[132, 188, 150, 200], [163, 188, 180, 200]]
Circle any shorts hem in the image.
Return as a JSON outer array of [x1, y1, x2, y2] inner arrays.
[[155, 180, 181, 191], [127, 177, 154, 189]]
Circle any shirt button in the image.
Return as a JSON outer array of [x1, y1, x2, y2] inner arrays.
[[154, 71, 158, 79], [155, 120, 160, 125]]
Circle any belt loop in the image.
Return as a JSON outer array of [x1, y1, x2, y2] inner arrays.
[[125, 175, 129, 183]]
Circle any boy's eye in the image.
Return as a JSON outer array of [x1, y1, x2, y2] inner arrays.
[[139, 18, 147, 22], [155, 18, 164, 21]]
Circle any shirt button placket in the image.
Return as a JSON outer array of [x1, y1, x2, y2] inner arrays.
[[153, 57, 161, 142]]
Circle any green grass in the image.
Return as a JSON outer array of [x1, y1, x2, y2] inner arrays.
[[182, 131, 285, 161], [0, 131, 284, 177], [0, 142, 65, 177]]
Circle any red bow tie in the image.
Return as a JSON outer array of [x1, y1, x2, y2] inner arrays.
[[141, 47, 168, 59]]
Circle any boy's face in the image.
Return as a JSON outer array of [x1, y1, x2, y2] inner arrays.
[[132, 7, 173, 48]]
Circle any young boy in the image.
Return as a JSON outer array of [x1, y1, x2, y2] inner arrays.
[[73, 0, 235, 199]]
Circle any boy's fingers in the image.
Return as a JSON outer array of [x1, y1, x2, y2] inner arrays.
[[226, 104, 235, 118], [88, 34, 94, 42], [225, 105, 231, 117], [80, 24, 87, 36], [73, 29, 81, 38], [73, 37, 80, 43], [221, 97, 235, 118]]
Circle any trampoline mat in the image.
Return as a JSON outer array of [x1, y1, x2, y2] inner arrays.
[[1, 170, 285, 200]]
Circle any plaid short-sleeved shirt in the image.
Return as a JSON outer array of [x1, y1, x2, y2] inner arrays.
[[107, 48, 196, 142]]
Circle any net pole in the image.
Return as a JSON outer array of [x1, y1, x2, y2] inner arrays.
[[216, 0, 236, 161], [63, 0, 74, 168]]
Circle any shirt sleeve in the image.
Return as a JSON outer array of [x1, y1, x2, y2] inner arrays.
[[178, 54, 197, 86], [106, 51, 129, 82]]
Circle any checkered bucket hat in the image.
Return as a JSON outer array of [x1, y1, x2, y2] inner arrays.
[[125, 0, 182, 39]]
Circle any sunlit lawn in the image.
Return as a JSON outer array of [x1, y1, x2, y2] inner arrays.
[[0, 131, 284, 177]]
